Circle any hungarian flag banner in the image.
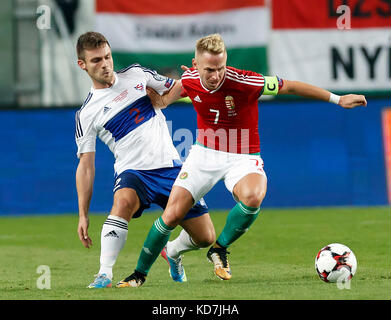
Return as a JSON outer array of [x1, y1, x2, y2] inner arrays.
[[95, 0, 269, 77], [269, 0, 391, 93]]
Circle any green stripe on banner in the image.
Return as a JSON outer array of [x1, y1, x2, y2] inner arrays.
[[112, 47, 268, 78]]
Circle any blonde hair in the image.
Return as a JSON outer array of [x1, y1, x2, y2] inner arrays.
[[195, 33, 226, 55]]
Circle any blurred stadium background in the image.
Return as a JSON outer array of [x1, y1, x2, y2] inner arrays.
[[1, 0, 391, 216]]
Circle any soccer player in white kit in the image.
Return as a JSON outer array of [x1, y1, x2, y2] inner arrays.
[[74, 32, 215, 288]]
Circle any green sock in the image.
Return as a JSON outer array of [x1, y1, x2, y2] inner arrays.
[[217, 201, 260, 248], [135, 216, 174, 275]]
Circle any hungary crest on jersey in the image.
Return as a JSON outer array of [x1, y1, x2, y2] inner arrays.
[[225, 95, 235, 110]]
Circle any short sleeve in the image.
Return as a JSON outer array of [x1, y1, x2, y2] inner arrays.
[[75, 109, 97, 158], [180, 84, 188, 98], [142, 67, 176, 95]]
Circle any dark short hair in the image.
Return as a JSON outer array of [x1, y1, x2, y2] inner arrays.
[[76, 31, 110, 60]]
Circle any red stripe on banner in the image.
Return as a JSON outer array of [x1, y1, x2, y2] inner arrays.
[[382, 108, 391, 204], [96, 0, 265, 15], [272, 0, 391, 29]]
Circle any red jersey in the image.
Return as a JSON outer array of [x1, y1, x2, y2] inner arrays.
[[181, 66, 276, 154]]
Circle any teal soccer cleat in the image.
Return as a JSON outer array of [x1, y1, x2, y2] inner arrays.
[[87, 274, 112, 288], [161, 246, 187, 283]]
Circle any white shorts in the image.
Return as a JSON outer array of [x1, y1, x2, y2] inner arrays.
[[174, 144, 267, 204]]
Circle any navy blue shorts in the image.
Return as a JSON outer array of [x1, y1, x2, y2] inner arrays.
[[113, 166, 208, 220]]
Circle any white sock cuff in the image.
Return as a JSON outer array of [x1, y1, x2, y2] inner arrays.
[[107, 215, 128, 224], [105, 215, 128, 230], [167, 229, 199, 258], [188, 234, 198, 247]]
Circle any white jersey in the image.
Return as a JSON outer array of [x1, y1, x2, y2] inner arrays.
[[75, 64, 181, 175]]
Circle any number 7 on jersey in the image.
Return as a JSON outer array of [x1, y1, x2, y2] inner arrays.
[[210, 109, 220, 124]]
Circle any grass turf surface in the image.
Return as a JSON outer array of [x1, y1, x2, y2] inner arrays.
[[0, 206, 390, 300]]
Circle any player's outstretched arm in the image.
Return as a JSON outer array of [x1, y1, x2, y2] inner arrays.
[[76, 152, 95, 248], [147, 79, 183, 109], [278, 80, 367, 109]]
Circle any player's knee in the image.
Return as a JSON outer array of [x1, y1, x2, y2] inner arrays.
[[193, 229, 216, 248], [240, 189, 266, 208], [162, 209, 183, 228], [113, 197, 138, 217], [163, 195, 194, 227]]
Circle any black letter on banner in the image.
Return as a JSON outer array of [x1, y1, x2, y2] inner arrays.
[[328, 0, 348, 17], [360, 46, 382, 79], [353, 0, 371, 17], [331, 47, 354, 79], [377, 0, 391, 17]]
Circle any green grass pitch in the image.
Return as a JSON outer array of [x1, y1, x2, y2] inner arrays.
[[0, 206, 390, 300]]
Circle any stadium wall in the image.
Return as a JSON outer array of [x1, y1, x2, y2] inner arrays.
[[0, 98, 389, 215]]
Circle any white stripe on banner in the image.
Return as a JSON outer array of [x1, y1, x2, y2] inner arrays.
[[96, 7, 269, 53], [270, 29, 391, 91]]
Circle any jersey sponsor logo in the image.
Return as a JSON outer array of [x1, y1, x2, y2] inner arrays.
[[103, 106, 111, 114]]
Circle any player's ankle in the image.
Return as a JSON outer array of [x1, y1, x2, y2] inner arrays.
[[213, 241, 225, 249]]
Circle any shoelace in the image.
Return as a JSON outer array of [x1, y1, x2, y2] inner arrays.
[[92, 274, 108, 284], [124, 273, 144, 285], [212, 249, 230, 268], [173, 256, 184, 274]]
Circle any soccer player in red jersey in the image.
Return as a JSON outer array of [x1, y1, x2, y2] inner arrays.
[[118, 34, 367, 286]]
